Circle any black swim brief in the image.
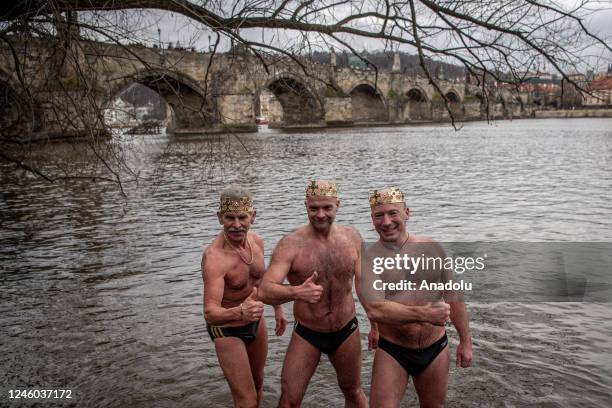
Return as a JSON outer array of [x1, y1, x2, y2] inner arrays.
[[207, 320, 260, 344], [295, 316, 359, 355], [378, 332, 448, 377]]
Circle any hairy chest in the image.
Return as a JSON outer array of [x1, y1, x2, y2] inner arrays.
[[290, 240, 357, 285]]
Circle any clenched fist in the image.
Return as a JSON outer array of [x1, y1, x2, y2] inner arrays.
[[424, 301, 451, 326]]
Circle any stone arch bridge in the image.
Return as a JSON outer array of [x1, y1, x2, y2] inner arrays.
[[0, 36, 529, 137]]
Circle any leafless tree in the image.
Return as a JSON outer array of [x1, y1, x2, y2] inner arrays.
[[1, 1, 610, 190]]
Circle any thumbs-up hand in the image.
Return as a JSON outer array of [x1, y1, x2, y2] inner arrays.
[[241, 287, 263, 322], [296, 271, 323, 304], [248, 287, 258, 301]]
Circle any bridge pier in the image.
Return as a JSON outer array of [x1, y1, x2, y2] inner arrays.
[[324, 96, 353, 126], [12, 90, 111, 140]]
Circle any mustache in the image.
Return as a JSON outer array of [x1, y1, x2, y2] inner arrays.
[[227, 228, 246, 232]]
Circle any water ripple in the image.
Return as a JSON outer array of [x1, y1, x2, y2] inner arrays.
[[1, 118, 611, 406]]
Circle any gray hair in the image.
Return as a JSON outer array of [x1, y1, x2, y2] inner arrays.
[[220, 185, 252, 202]]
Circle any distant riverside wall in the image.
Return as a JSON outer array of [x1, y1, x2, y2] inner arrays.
[[534, 109, 612, 119]]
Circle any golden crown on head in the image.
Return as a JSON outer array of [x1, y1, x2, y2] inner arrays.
[[305, 180, 338, 198], [369, 186, 405, 208], [218, 196, 255, 213]]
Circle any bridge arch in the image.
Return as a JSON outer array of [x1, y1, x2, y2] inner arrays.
[[444, 88, 463, 119], [445, 89, 461, 103], [405, 86, 431, 121], [349, 82, 388, 123], [105, 69, 217, 131], [259, 74, 324, 126]]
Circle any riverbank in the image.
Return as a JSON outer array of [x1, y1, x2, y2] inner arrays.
[[534, 108, 612, 118]]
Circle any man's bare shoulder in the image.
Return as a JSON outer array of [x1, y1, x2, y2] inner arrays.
[[202, 236, 230, 276], [363, 239, 390, 256], [271, 226, 308, 257], [409, 234, 446, 255], [277, 225, 309, 244], [203, 233, 224, 255], [335, 224, 363, 244], [409, 234, 438, 244]]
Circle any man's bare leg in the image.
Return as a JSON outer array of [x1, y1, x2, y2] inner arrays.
[[215, 337, 258, 408], [370, 348, 409, 408], [412, 347, 449, 408], [278, 332, 321, 408], [245, 318, 268, 406], [328, 330, 367, 407]]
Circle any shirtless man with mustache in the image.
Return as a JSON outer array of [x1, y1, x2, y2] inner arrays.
[[202, 185, 287, 407]]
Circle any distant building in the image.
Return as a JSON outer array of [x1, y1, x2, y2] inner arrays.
[[134, 101, 155, 120], [586, 70, 595, 81], [104, 98, 137, 127], [518, 72, 561, 107], [527, 72, 554, 81], [560, 74, 587, 108], [594, 65, 612, 80], [567, 73, 586, 82], [348, 55, 367, 70], [584, 75, 612, 107]]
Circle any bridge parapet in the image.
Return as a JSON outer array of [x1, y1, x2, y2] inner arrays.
[[0, 35, 533, 137]]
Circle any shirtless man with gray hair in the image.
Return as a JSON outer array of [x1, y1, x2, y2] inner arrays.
[[202, 185, 287, 408]]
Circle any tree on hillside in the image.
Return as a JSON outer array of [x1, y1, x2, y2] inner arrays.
[[1, 1, 610, 189]]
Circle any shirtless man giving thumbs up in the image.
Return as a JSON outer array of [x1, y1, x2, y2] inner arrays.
[[259, 180, 370, 408], [202, 185, 286, 408]]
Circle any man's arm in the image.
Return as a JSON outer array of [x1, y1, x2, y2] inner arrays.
[[438, 244, 472, 367], [202, 249, 262, 325], [442, 264, 471, 342], [355, 241, 450, 326], [366, 301, 449, 325], [252, 233, 287, 335], [273, 304, 287, 336], [449, 302, 470, 341], [350, 229, 379, 349], [259, 235, 322, 305], [450, 301, 472, 367]]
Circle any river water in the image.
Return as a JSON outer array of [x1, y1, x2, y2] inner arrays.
[[1, 118, 611, 407]]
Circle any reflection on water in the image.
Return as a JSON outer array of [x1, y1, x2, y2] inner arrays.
[[1, 118, 612, 407]]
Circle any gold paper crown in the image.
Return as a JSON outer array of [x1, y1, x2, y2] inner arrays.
[[369, 186, 405, 208], [219, 196, 255, 213], [305, 180, 338, 198]]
